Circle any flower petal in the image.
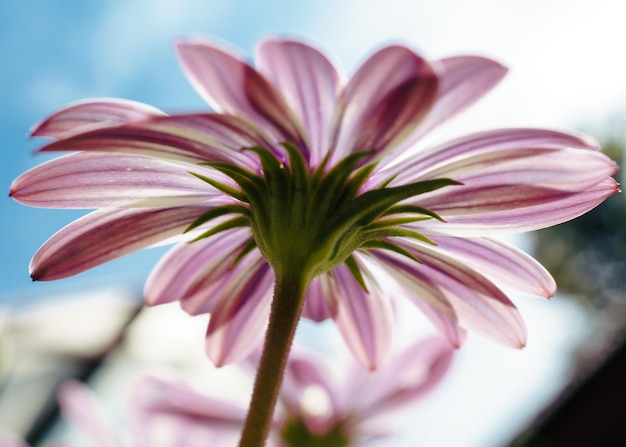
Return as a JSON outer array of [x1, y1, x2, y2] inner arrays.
[[326, 258, 395, 370], [397, 56, 508, 151], [134, 375, 245, 447], [205, 258, 274, 366], [427, 236, 556, 298], [384, 128, 619, 235], [384, 127, 602, 186], [135, 375, 246, 424], [10, 152, 230, 209], [30, 205, 207, 281], [301, 276, 333, 322], [29, 98, 165, 140], [343, 337, 453, 421], [175, 38, 305, 147], [144, 228, 252, 308], [36, 113, 269, 169], [57, 380, 122, 447], [372, 251, 465, 347], [374, 245, 526, 348], [417, 177, 620, 235], [330, 45, 438, 162], [255, 38, 341, 166]]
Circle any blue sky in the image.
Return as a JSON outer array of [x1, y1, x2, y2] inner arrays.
[[1, 2, 625, 445]]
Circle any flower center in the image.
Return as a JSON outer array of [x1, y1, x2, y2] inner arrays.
[[187, 144, 458, 285], [280, 417, 351, 447]]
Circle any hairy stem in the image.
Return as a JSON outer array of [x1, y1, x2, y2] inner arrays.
[[238, 268, 309, 447]]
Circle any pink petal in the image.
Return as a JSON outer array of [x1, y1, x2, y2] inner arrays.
[[330, 45, 438, 163], [326, 258, 395, 370], [135, 375, 246, 424], [10, 152, 229, 208], [418, 177, 620, 235], [57, 380, 122, 447], [373, 251, 465, 347], [427, 236, 556, 298], [133, 375, 245, 447], [175, 38, 304, 147], [384, 127, 602, 186], [30, 205, 207, 281], [144, 228, 252, 307], [36, 113, 269, 169], [255, 38, 340, 166], [375, 246, 527, 348], [344, 337, 454, 421], [30, 98, 165, 140], [205, 259, 274, 366], [301, 276, 333, 322], [383, 128, 619, 235], [397, 56, 508, 151]]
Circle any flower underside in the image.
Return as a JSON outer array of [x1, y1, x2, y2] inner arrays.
[[187, 143, 459, 285]]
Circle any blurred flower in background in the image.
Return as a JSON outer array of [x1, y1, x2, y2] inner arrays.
[[50, 336, 452, 447]]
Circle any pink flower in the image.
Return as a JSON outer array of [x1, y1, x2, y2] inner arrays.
[[50, 338, 451, 446], [10, 36, 619, 369]]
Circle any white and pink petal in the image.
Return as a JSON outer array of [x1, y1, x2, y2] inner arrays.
[[424, 236, 555, 298], [330, 45, 438, 163], [255, 38, 341, 166], [204, 258, 274, 366], [373, 246, 526, 348], [175, 38, 305, 147], [144, 228, 252, 308], [37, 113, 269, 169], [10, 152, 230, 209], [30, 205, 208, 281], [325, 258, 395, 370], [30, 98, 166, 140]]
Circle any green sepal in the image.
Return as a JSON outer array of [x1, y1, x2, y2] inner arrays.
[[384, 204, 445, 222], [361, 239, 421, 263], [377, 174, 397, 189], [232, 238, 257, 267], [344, 255, 369, 292], [283, 143, 310, 195], [312, 150, 374, 218], [203, 162, 266, 202], [341, 162, 378, 202], [368, 216, 432, 230], [184, 204, 250, 233], [190, 215, 250, 242], [327, 178, 460, 235], [245, 146, 290, 191], [188, 171, 248, 202], [360, 227, 437, 246]]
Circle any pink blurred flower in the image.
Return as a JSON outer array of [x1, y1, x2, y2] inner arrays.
[[49, 338, 451, 446], [10, 36, 619, 369]]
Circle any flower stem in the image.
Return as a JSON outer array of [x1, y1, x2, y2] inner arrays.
[[238, 268, 309, 447]]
